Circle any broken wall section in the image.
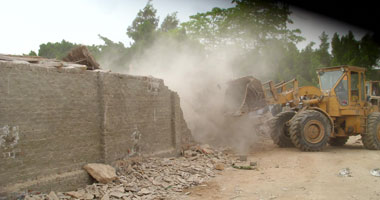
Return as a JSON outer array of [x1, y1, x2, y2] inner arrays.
[[0, 57, 191, 196], [99, 73, 191, 163]]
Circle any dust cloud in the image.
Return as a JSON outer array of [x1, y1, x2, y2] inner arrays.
[[105, 35, 273, 154]]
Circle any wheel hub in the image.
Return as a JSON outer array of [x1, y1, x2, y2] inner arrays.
[[304, 120, 325, 144]]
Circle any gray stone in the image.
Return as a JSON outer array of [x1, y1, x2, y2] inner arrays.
[[47, 191, 59, 200], [84, 163, 117, 184]]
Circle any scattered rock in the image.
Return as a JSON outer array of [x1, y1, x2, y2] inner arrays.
[[215, 163, 225, 170], [26, 144, 232, 200], [370, 168, 380, 177], [338, 168, 352, 177], [232, 163, 256, 170], [125, 186, 140, 192], [183, 150, 197, 157], [100, 193, 109, 200], [110, 191, 127, 198], [239, 155, 247, 161], [65, 191, 84, 199], [199, 144, 214, 154], [82, 193, 94, 200], [47, 191, 59, 200], [83, 163, 117, 184], [138, 188, 151, 196], [269, 194, 278, 199]]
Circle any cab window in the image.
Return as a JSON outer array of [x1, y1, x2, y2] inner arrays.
[[319, 71, 343, 90], [335, 75, 348, 106], [373, 82, 380, 96], [366, 82, 370, 97], [351, 72, 359, 102]]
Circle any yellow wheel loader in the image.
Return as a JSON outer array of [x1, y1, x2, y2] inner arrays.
[[224, 66, 380, 151]]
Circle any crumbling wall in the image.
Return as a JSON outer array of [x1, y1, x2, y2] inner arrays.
[[0, 58, 191, 196], [100, 73, 179, 162]]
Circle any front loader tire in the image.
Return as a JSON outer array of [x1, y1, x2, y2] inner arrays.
[[269, 111, 296, 147], [362, 112, 380, 150], [289, 110, 331, 151], [328, 137, 349, 146]]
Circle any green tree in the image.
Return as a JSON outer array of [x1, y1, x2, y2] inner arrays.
[[182, 0, 303, 50], [357, 34, 380, 68], [331, 31, 360, 66], [38, 40, 78, 59], [295, 42, 319, 85], [91, 35, 131, 71], [331, 32, 342, 65], [316, 31, 332, 67], [127, 0, 159, 44], [160, 12, 179, 32], [28, 51, 37, 56], [331, 31, 380, 75], [182, 7, 228, 49], [181, 0, 304, 80], [275, 32, 334, 86], [274, 41, 299, 82]]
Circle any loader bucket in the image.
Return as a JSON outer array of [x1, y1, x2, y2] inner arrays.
[[224, 76, 267, 115]]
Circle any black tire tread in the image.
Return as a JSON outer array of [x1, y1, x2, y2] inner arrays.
[[362, 112, 380, 150], [289, 110, 331, 152], [269, 111, 295, 147]]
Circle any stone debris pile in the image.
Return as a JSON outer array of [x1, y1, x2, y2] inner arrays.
[[24, 144, 232, 200]]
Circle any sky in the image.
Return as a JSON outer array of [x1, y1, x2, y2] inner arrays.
[[0, 0, 368, 55]]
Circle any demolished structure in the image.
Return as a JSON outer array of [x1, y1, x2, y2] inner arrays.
[[0, 54, 192, 197]]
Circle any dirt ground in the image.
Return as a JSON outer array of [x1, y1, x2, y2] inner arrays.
[[185, 136, 380, 200]]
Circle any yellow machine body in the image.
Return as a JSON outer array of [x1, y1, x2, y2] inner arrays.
[[262, 66, 378, 137]]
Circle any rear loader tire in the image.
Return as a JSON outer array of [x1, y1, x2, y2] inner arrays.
[[362, 112, 380, 150], [269, 111, 296, 147], [328, 137, 349, 146], [289, 110, 331, 151]]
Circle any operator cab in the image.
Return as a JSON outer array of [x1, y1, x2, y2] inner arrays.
[[367, 81, 380, 107], [317, 66, 366, 106], [367, 81, 380, 96]]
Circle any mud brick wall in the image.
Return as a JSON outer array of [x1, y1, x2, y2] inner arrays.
[[0, 59, 191, 196], [100, 74, 176, 163]]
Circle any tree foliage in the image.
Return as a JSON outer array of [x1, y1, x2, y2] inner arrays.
[[331, 31, 380, 80], [127, 0, 158, 44], [181, 7, 228, 49], [38, 40, 78, 59], [182, 0, 303, 50], [91, 35, 130, 71], [27, 51, 37, 56], [160, 12, 179, 32], [316, 31, 332, 67], [27, 0, 380, 83]]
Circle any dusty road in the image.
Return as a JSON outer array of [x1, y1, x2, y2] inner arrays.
[[186, 137, 380, 200]]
